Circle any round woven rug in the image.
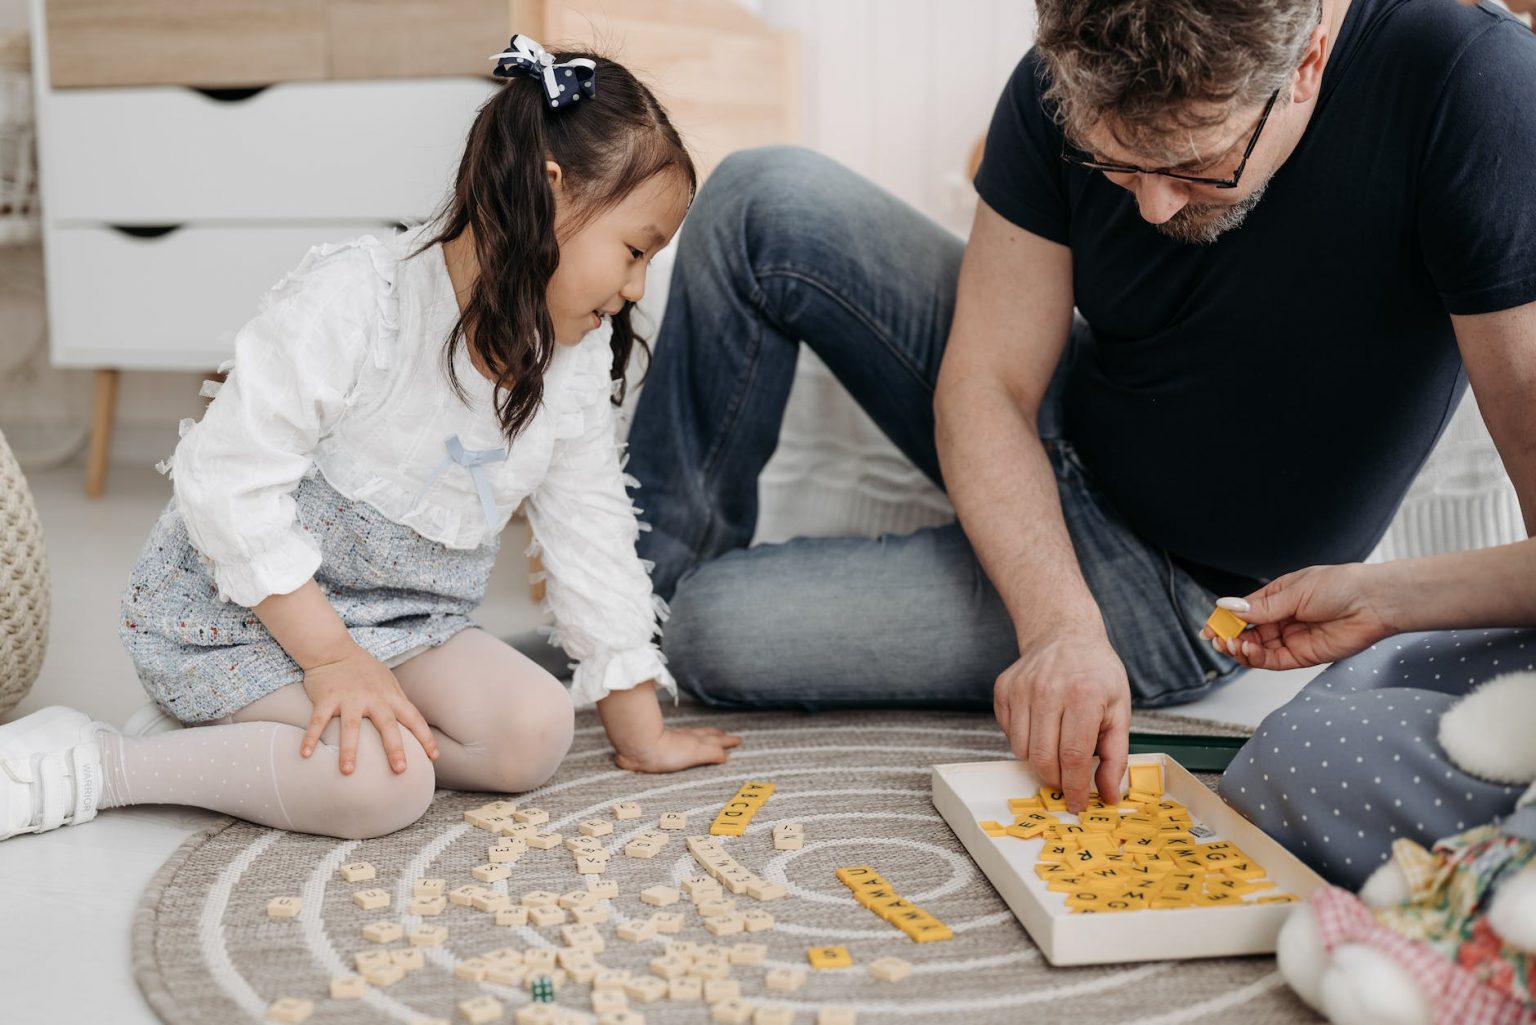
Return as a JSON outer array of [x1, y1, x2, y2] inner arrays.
[[133, 707, 1323, 1025]]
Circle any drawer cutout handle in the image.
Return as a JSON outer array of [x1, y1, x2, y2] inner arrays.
[[190, 86, 271, 104], [110, 225, 183, 240]]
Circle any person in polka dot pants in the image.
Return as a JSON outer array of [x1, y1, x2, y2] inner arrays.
[[1209, 543, 1536, 890]]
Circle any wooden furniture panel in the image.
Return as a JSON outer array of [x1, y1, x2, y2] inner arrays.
[[327, 0, 509, 81], [47, 0, 329, 88], [511, 0, 799, 177]]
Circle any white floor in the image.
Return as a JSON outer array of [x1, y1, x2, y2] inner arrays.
[[0, 461, 1319, 1025]]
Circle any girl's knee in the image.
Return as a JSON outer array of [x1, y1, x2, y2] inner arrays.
[[482, 673, 574, 793], [327, 729, 436, 839]]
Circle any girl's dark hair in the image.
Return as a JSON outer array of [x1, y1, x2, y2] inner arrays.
[[418, 48, 696, 441]]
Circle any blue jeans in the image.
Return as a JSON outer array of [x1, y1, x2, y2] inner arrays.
[[627, 146, 1237, 710]]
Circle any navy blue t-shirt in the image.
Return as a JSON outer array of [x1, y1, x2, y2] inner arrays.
[[975, 0, 1536, 594]]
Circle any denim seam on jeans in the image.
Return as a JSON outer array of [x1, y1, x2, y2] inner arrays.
[[754, 264, 939, 399]]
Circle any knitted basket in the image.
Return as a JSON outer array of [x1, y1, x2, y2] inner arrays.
[[0, 427, 48, 718]]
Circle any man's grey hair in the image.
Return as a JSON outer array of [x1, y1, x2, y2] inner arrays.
[[1035, 0, 1320, 155]]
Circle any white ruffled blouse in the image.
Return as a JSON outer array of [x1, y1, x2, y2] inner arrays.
[[167, 226, 675, 705]]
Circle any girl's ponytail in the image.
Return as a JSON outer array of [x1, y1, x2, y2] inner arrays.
[[420, 41, 696, 442]]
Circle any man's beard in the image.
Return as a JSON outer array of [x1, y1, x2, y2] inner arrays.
[[1153, 172, 1274, 245]]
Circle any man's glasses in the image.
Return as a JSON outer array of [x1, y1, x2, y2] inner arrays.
[[1061, 88, 1281, 190]]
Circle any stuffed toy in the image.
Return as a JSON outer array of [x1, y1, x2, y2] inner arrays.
[[1276, 670, 1536, 1025]]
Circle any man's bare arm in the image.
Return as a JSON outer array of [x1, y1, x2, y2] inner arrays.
[[935, 200, 1130, 811]]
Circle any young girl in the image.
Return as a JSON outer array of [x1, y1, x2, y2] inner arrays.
[[0, 36, 739, 844]]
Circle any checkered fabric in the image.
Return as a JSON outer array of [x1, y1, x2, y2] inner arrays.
[[1310, 887, 1536, 1025]]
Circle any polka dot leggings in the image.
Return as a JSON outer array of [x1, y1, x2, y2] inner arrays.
[[1219, 628, 1532, 889]]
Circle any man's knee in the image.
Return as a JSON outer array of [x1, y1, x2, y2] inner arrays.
[[663, 558, 779, 707], [690, 146, 852, 252]]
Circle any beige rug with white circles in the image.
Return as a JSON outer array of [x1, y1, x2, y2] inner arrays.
[[132, 707, 1323, 1025]]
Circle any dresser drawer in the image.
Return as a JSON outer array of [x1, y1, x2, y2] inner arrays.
[[45, 223, 394, 369], [42, 78, 496, 222]]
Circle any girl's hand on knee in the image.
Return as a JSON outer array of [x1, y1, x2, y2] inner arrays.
[[614, 726, 743, 774], [298, 645, 440, 775], [1199, 563, 1396, 671]]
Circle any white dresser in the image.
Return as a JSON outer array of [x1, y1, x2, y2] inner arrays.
[[27, 0, 505, 491]]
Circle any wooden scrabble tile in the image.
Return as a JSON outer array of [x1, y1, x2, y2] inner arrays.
[[562, 923, 606, 952], [571, 853, 609, 875], [523, 949, 558, 971], [657, 811, 688, 831], [265, 896, 302, 918], [905, 919, 954, 943], [665, 940, 699, 959], [528, 905, 566, 927], [556, 888, 596, 910], [409, 925, 448, 946], [586, 878, 620, 899], [449, 885, 483, 907], [495, 905, 529, 926], [807, 945, 853, 970], [598, 1012, 646, 1025], [513, 1007, 558, 1025], [718, 867, 756, 894], [764, 967, 807, 992], [487, 963, 527, 986], [624, 974, 669, 1003], [329, 975, 367, 999], [741, 909, 775, 932], [725, 942, 765, 967], [624, 840, 664, 859], [867, 956, 910, 982], [391, 947, 425, 971], [526, 831, 563, 850], [1206, 606, 1247, 641], [683, 876, 724, 901], [1127, 762, 1164, 796], [817, 1010, 858, 1025], [616, 918, 658, 942], [339, 861, 376, 883], [745, 879, 786, 901], [711, 996, 755, 1024], [413, 878, 446, 898], [454, 957, 490, 982], [612, 802, 643, 820], [698, 897, 737, 918], [361, 920, 403, 944], [266, 997, 314, 1023], [703, 979, 742, 1003], [594, 968, 632, 991], [513, 807, 550, 826], [471, 891, 511, 913], [669, 976, 705, 1002], [704, 915, 745, 937], [457, 995, 503, 1024], [354, 949, 392, 972], [641, 885, 681, 907], [471, 862, 511, 883], [573, 905, 610, 925], [362, 962, 406, 987], [650, 911, 685, 934], [592, 989, 629, 1015], [649, 954, 692, 979], [522, 890, 561, 908], [488, 841, 526, 864], [351, 888, 390, 911]]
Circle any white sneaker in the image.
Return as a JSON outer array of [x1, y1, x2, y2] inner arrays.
[[0, 705, 116, 841], [122, 701, 184, 738]]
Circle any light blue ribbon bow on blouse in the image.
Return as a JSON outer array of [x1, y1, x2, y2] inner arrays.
[[415, 434, 508, 533]]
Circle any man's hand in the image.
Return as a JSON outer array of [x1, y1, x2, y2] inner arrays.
[[994, 630, 1132, 814]]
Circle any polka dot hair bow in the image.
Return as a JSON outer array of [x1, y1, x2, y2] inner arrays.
[[489, 34, 597, 109]]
